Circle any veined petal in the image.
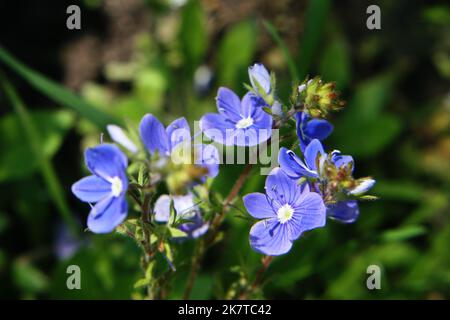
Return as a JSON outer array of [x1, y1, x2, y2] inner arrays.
[[249, 219, 292, 256], [166, 117, 191, 152], [71, 175, 111, 203], [243, 193, 276, 219], [85, 144, 127, 181], [106, 125, 138, 153], [87, 196, 128, 233], [265, 167, 301, 207], [278, 148, 318, 179], [304, 139, 325, 171], [139, 113, 170, 156], [327, 200, 360, 223], [199, 113, 237, 146], [216, 87, 242, 122], [289, 192, 326, 240]]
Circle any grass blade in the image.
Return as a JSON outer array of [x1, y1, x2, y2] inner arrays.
[[263, 20, 298, 81], [0, 74, 80, 236], [0, 46, 119, 129], [297, 0, 331, 79]]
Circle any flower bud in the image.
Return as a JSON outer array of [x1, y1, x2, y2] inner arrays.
[[300, 77, 345, 118]]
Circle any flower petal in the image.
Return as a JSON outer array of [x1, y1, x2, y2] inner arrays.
[[216, 87, 242, 122], [248, 63, 271, 94], [327, 200, 360, 223], [173, 193, 197, 219], [194, 144, 220, 178], [87, 196, 128, 233], [154, 194, 171, 223], [139, 113, 170, 155], [349, 179, 375, 195], [331, 150, 354, 169], [304, 139, 325, 171], [166, 117, 191, 152], [243, 193, 276, 219], [71, 175, 111, 203], [289, 192, 326, 240], [278, 148, 318, 179], [249, 219, 292, 256], [106, 125, 138, 153], [85, 144, 127, 181], [265, 167, 301, 207], [304, 119, 334, 141], [200, 113, 236, 146]]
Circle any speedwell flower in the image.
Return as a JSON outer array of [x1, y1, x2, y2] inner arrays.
[[243, 168, 326, 256], [200, 87, 272, 147], [278, 139, 375, 223], [140, 114, 219, 193], [72, 144, 128, 233], [296, 112, 333, 152]]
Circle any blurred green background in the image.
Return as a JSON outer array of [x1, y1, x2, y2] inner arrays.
[[0, 0, 449, 299]]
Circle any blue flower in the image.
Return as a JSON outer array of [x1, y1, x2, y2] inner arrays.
[[72, 144, 129, 234], [243, 168, 326, 256], [248, 63, 271, 95], [153, 193, 209, 239], [139, 114, 219, 179], [296, 112, 333, 152], [278, 139, 375, 223], [200, 87, 273, 147]]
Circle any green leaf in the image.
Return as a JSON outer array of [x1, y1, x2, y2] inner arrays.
[[1, 77, 79, 235], [0, 110, 74, 182], [180, 0, 208, 71], [381, 225, 427, 242], [13, 259, 49, 294], [0, 46, 119, 128], [168, 227, 187, 238], [217, 20, 257, 87]]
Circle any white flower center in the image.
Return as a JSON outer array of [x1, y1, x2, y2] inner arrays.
[[277, 204, 294, 224], [110, 176, 123, 197], [235, 117, 254, 129]]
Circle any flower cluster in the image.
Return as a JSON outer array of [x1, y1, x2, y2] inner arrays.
[[71, 62, 376, 293]]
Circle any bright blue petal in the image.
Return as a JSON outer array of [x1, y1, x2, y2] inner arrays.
[[304, 139, 325, 171], [265, 167, 302, 207], [289, 192, 326, 240], [139, 113, 170, 155], [249, 218, 292, 256], [200, 113, 237, 146], [327, 200, 360, 223], [85, 144, 127, 181], [304, 119, 334, 141], [243, 193, 276, 219], [71, 175, 111, 203], [331, 150, 354, 169], [248, 63, 271, 94], [166, 117, 191, 152], [216, 87, 242, 122], [87, 196, 128, 233], [278, 148, 318, 179]]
